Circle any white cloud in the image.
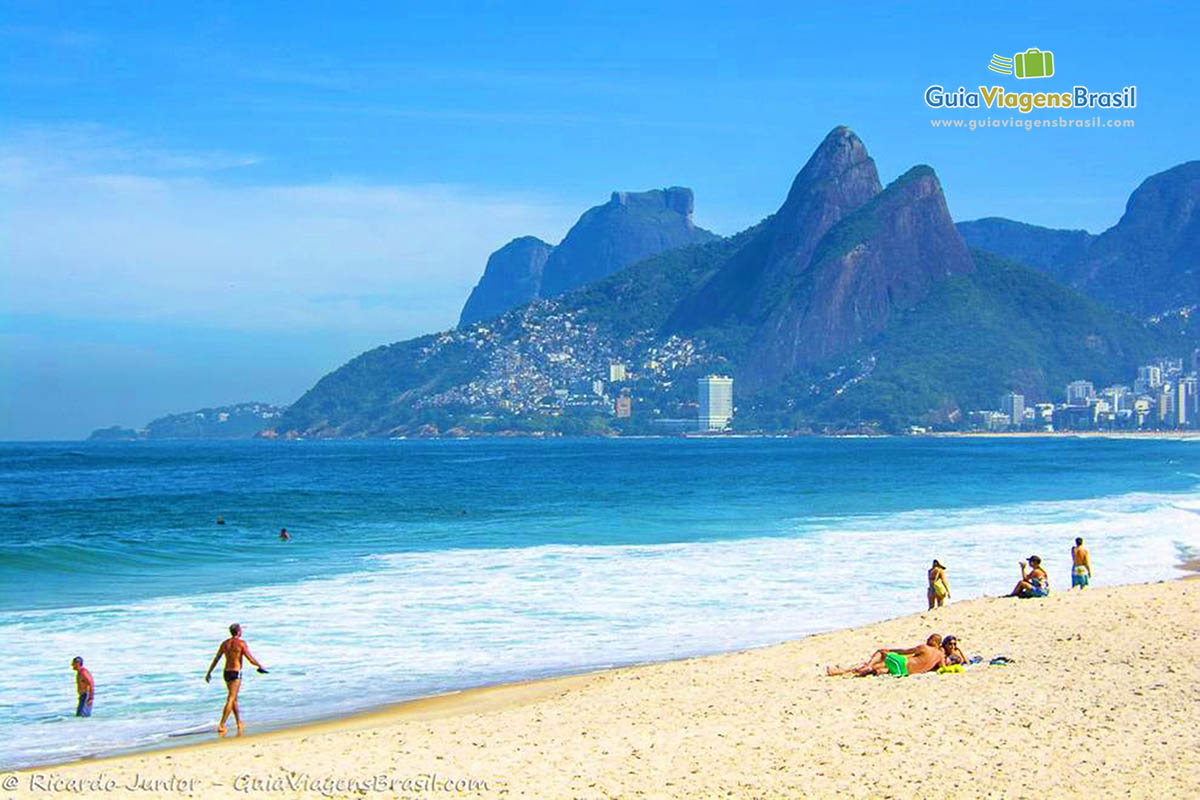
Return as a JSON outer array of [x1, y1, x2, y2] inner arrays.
[[1, 129, 580, 339]]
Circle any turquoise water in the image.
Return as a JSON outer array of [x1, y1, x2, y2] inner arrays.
[[2, 437, 1198, 767]]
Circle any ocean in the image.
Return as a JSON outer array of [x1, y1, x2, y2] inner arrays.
[[1, 437, 1197, 769]]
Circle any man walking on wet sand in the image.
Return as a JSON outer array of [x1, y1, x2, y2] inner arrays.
[[205, 623, 267, 735]]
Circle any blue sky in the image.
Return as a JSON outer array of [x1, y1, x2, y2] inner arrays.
[[2, 1, 1197, 438]]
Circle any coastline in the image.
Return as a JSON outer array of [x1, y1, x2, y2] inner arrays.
[[10, 579, 1198, 798], [925, 430, 1200, 440], [70, 429, 1200, 443]]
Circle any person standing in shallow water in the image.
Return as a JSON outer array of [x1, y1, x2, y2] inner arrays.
[[205, 623, 267, 735], [71, 657, 93, 717], [279, 528, 290, 541], [927, 559, 950, 609]]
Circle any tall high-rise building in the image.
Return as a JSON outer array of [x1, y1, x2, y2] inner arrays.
[[1158, 387, 1173, 422], [608, 362, 627, 383], [697, 375, 734, 432], [1101, 385, 1132, 413], [1157, 358, 1184, 379], [1135, 365, 1163, 395], [1066, 380, 1095, 406], [614, 387, 632, 418], [1178, 377, 1197, 427], [999, 392, 1024, 429]]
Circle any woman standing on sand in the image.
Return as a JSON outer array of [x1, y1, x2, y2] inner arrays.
[[927, 560, 950, 609]]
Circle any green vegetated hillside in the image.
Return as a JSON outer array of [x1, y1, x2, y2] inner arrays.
[[958, 161, 1200, 317], [815, 251, 1185, 429]]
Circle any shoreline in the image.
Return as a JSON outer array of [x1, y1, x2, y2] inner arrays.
[[15, 569, 1192, 774], [925, 430, 1200, 439], [11, 578, 1200, 798], [69, 428, 1200, 443]]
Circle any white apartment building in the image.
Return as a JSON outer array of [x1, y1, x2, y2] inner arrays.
[[697, 375, 734, 431]]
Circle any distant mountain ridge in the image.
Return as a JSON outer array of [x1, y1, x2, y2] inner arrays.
[[273, 127, 1196, 437], [955, 218, 1094, 284], [958, 161, 1200, 317], [458, 187, 716, 326], [87, 402, 286, 441]]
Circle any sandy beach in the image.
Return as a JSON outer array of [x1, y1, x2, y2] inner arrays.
[[8, 580, 1198, 799]]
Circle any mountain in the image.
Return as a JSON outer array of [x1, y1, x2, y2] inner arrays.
[[956, 218, 1094, 284], [457, 188, 717, 327], [957, 161, 1200, 317], [816, 250, 1179, 429], [277, 232, 755, 438], [458, 236, 553, 327], [670, 126, 882, 330], [745, 165, 973, 384], [671, 127, 972, 385], [272, 127, 1196, 437], [1076, 161, 1200, 316], [87, 402, 287, 441], [539, 187, 717, 297]]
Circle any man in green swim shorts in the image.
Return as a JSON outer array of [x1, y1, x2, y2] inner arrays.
[[826, 634, 946, 677]]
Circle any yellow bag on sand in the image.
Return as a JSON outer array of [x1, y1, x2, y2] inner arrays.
[[938, 664, 966, 674]]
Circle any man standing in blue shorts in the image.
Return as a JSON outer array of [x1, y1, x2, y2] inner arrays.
[[1071, 537, 1092, 589]]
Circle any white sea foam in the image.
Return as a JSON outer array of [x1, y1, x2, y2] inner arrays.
[[1, 486, 1197, 768]]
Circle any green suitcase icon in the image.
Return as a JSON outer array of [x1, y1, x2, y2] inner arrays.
[[1014, 48, 1054, 79]]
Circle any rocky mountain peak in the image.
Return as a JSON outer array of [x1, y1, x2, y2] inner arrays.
[[538, 187, 716, 297], [745, 163, 974, 383], [668, 126, 882, 329], [459, 236, 554, 327]]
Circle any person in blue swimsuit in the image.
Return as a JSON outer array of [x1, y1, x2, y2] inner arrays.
[[1007, 555, 1049, 598]]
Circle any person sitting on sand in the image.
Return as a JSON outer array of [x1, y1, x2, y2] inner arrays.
[[1071, 537, 1092, 590], [941, 634, 966, 665], [826, 634, 946, 677], [1007, 555, 1049, 598], [927, 559, 950, 609]]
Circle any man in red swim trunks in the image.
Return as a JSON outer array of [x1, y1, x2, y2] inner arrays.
[[204, 623, 268, 735]]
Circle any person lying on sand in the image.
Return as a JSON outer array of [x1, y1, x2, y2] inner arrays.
[[1007, 555, 1049, 598], [826, 634, 946, 677], [941, 634, 966, 665]]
